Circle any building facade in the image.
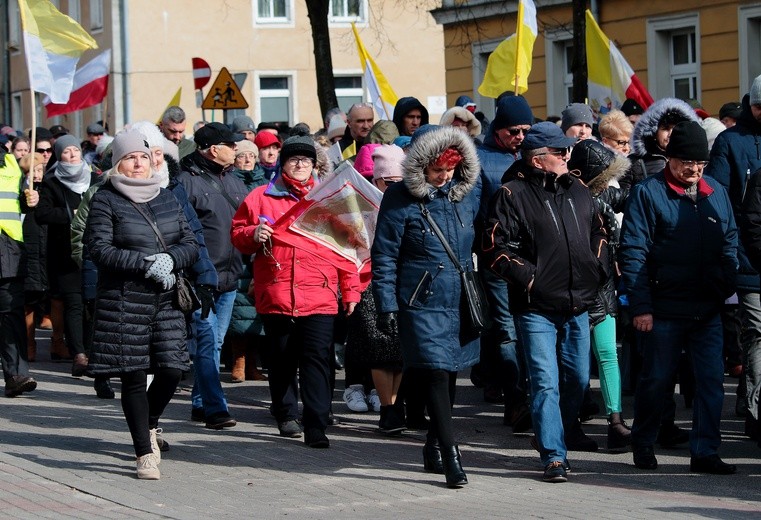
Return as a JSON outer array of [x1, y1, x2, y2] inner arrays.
[[432, 0, 761, 119], [1, 0, 446, 137]]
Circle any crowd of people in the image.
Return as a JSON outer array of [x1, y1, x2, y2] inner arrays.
[[1, 78, 760, 485]]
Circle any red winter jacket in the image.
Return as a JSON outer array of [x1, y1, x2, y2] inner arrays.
[[231, 174, 361, 317]]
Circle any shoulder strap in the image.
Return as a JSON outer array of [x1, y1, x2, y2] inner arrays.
[[191, 165, 239, 210], [130, 200, 168, 251], [419, 202, 464, 274]]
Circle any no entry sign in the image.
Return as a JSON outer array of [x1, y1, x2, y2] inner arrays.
[[192, 57, 211, 90]]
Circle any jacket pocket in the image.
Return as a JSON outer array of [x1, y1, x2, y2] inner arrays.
[[408, 270, 433, 307]]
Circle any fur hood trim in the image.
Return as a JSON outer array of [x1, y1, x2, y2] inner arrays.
[[315, 141, 333, 180], [586, 154, 630, 196], [403, 126, 480, 202], [631, 97, 698, 156], [439, 107, 482, 137]]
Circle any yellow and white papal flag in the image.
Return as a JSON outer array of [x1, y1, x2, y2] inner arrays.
[[18, 0, 98, 104], [352, 23, 398, 121]]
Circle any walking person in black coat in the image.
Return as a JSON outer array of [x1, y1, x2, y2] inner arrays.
[[84, 132, 199, 480]]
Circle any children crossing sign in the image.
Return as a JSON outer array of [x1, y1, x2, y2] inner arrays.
[[201, 67, 249, 110]]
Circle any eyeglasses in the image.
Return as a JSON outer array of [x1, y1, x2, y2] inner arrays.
[[535, 148, 569, 158], [606, 138, 630, 147], [677, 159, 708, 168], [236, 152, 257, 159], [36, 147, 52, 154], [286, 156, 314, 166], [506, 127, 529, 136]]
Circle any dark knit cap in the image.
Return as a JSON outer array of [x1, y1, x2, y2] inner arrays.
[[561, 103, 595, 132], [280, 135, 317, 164], [492, 95, 534, 130], [719, 102, 742, 120], [620, 98, 644, 116], [665, 121, 709, 161]]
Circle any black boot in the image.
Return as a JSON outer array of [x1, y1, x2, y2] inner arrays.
[[607, 412, 631, 452], [440, 445, 468, 488], [423, 440, 444, 474], [379, 405, 405, 435]]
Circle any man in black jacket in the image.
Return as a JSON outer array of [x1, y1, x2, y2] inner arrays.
[[177, 123, 248, 430], [483, 122, 607, 483]]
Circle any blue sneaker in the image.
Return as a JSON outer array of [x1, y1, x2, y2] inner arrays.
[[543, 461, 568, 483]]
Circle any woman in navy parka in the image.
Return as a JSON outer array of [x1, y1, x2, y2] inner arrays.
[[372, 125, 481, 488]]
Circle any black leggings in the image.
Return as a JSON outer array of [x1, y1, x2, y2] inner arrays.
[[407, 368, 457, 447], [120, 368, 183, 457]]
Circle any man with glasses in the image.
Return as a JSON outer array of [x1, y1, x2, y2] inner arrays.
[[178, 122, 248, 430], [474, 94, 534, 429], [483, 122, 607, 483], [621, 121, 738, 475]]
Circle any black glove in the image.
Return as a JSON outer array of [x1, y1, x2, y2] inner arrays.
[[376, 312, 398, 336], [196, 285, 217, 320]]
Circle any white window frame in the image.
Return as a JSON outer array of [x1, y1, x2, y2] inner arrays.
[[333, 71, 365, 113], [253, 0, 294, 27], [470, 38, 500, 119], [544, 28, 574, 116], [68, 0, 81, 22], [739, 4, 761, 98], [255, 71, 296, 125], [8, 0, 21, 53], [89, 0, 103, 32], [647, 13, 701, 101], [11, 93, 23, 131], [328, 0, 368, 26]]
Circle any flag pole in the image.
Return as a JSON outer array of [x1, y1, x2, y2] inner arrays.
[[102, 91, 109, 134], [514, 0, 524, 95], [28, 90, 37, 190]]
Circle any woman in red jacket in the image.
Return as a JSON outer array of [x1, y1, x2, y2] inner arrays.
[[231, 136, 360, 448]]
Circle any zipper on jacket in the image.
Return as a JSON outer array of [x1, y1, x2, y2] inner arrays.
[[544, 200, 561, 236], [567, 197, 582, 235]]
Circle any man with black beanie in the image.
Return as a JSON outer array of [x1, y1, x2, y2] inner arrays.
[[621, 120, 738, 475], [473, 94, 534, 427]]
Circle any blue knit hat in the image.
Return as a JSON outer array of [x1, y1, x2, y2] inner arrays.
[[492, 95, 534, 130]]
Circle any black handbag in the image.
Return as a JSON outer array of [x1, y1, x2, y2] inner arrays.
[[130, 201, 201, 315], [419, 203, 490, 336]]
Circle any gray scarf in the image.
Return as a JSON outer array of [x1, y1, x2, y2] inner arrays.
[[109, 173, 162, 203], [54, 161, 92, 194]]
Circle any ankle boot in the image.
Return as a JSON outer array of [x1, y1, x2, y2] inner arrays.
[[230, 339, 246, 383], [440, 445, 468, 488], [607, 412, 632, 451], [423, 440, 444, 474], [25, 306, 36, 362]]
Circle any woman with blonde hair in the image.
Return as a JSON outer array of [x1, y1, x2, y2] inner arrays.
[[598, 109, 634, 157]]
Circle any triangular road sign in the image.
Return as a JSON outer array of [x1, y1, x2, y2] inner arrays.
[[201, 67, 248, 109]]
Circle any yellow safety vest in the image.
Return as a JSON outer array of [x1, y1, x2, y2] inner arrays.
[[0, 154, 23, 242]]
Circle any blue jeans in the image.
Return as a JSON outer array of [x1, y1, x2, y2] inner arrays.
[[632, 314, 725, 458], [479, 269, 525, 407], [189, 290, 236, 415], [515, 311, 590, 466]]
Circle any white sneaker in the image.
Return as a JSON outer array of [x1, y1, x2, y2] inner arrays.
[[343, 384, 369, 412], [136, 453, 160, 480], [367, 389, 381, 412]]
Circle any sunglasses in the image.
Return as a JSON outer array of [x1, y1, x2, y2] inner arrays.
[[506, 127, 529, 136], [36, 147, 52, 153], [536, 148, 570, 157]]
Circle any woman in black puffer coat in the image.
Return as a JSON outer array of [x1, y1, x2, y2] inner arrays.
[[568, 139, 632, 451], [84, 132, 198, 480]]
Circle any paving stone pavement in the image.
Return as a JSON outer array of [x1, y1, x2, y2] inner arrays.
[[1, 333, 760, 519]]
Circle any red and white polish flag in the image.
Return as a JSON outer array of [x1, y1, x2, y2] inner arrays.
[[44, 49, 111, 117]]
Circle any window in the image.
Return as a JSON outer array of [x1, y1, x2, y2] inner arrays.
[[647, 14, 700, 101], [334, 75, 364, 114], [258, 76, 292, 125], [11, 93, 23, 131], [68, 0, 80, 21], [329, 0, 366, 23], [255, 0, 291, 24], [8, 0, 21, 51], [471, 39, 499, 118], [89, 0, 103, 31], [739, 5, 761, 97], [545, 29, 575, 116]]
